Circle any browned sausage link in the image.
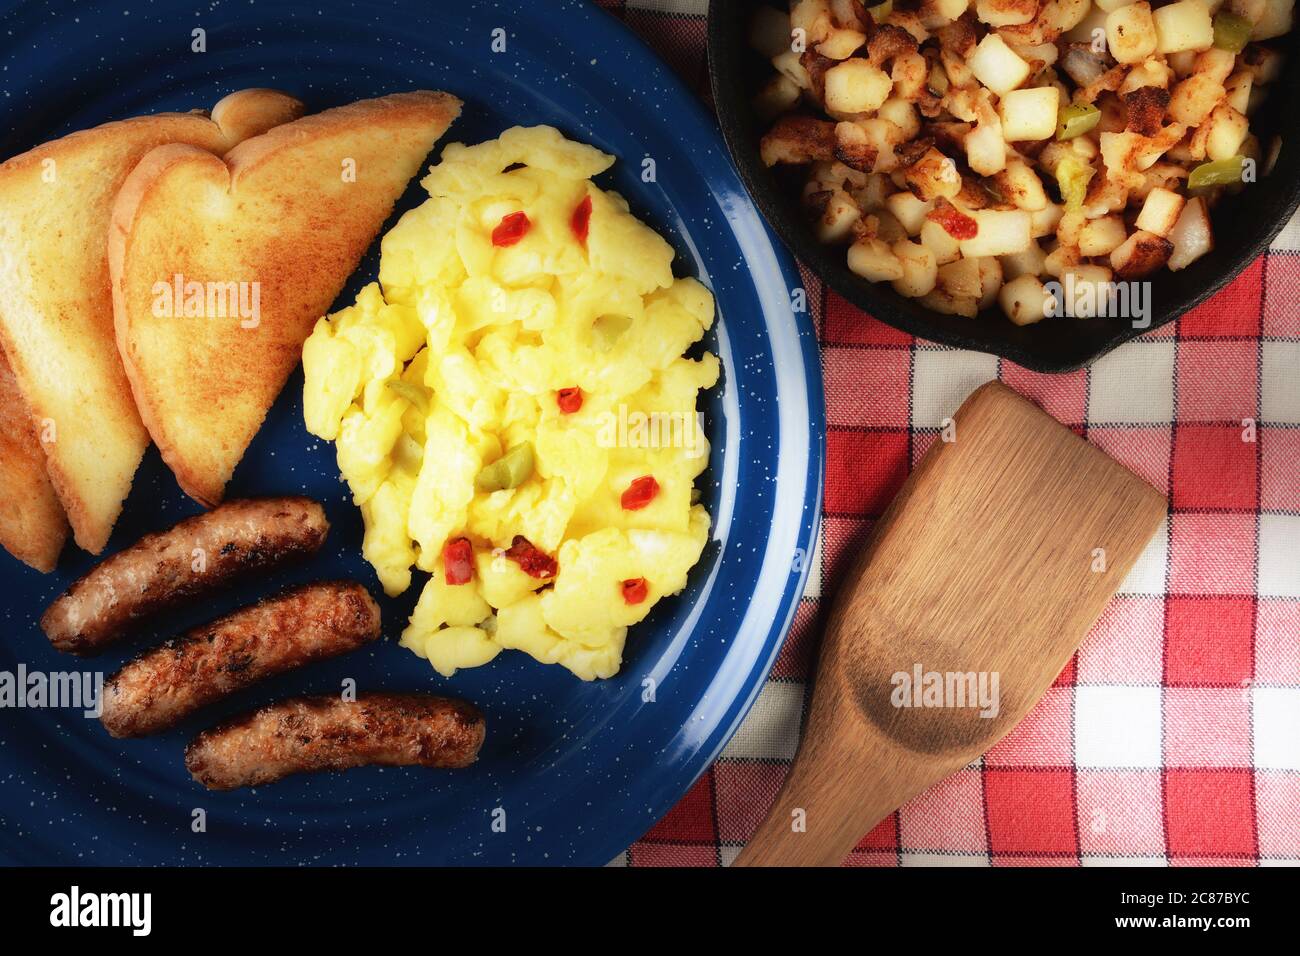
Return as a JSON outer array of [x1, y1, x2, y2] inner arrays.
[[100, 581, 380, 738], [41, 497, 329, 655], [184, 693, 486, 790]]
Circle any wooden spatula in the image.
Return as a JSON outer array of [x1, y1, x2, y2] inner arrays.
[[734, 381, 1166, 867]]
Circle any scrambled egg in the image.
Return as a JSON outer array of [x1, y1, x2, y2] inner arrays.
[[302, 126, 718, 681]]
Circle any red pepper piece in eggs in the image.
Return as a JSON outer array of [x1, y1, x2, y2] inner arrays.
[[492, 211, 531, 247], [443, 537, 475, 585], [556, 387, 583, 414], [505, 535, 558, 579], [571, 195, 592, 246], [620, 476, 659, 511], [621, 578, 649, 605]]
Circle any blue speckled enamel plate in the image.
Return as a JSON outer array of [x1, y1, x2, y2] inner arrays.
[[0, 0, 823, 865]]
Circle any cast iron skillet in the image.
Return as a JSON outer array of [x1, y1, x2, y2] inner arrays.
[[709, 0, 1300, 372]]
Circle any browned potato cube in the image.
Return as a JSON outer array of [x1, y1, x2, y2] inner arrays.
[[1134, 187, 1186, 237], [1107, 3, 1159, 65], [904, 146, 963, 200], [1110, 229, 1175, 278]]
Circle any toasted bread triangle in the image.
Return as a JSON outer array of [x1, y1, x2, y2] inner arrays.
[[110, 91, 462, 506], [0, 89, 305, 554], [0, 344, 68, 572]]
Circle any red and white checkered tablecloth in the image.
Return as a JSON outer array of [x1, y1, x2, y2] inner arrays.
[[598, 0, 1300, 867]]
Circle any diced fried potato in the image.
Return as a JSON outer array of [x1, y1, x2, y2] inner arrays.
[[761, 115, 837, 165], [1224, 70, 1253, 113], [1001, 244, 1048, 278], [831, 0, 868, 25], [791, 0, 836, 45], [976, 0, 1040, 26], [872, 117, 909, 158], [873, 208, 911, 242], [999, 273, 1053, 324], [847, 236, 906, 280], [918, 288, 981, 316], [904, 146, 962, 200], [1167, 195, 1213, 269], [850, 171, 893, 210], [804, 173, 839, 203], [834, 120, 880, 171], [1083, 170, 1133, 217], [815, 158, 868, 191], [1096, 0, 1137, 11], [814, 188, 864, 242], [966, 115, 1008, 174], [999, 86, 1060, 140], [1078, 215, 1128, 255], [1063, 4, 1109, 41], [1099, 127, 1182, 182], [886, 190, 936, 233], [773, 50, 812, 90], [1203, 102, 1250, 160], [1168, 73, 1226, 125], [1167, 50, 1198, 76], [937, 256, 984, 297], [1193, 47, 1237, 84], [750, 7, 794, 58], [1252, 0, 1295, 38], [1133, 161, 1189, 199], [1187, 119, 1212, 160], [753, 74, 803, 122], [919, 0, 975, 29], [824, 59, 895, 113], [933, 16, 977, 55], [1107, 2, 1159, 64], [1056, 207, 1086, 247], [959, 208, 1033, 256], [818, 27, 869, 59], [940, 48, 977, 89], [1059, 264, 1114, 317], [1152, 0, 1215, 54], [887, 10, 934, 43], [967, 34, 1032, 94], [890, 239, 940, 296], [1119, 58, 1174, 94], [920, 218, 964, 263], [878, 97, 921, 138], [1135, 186, 1186, 236], [976, 256, 1005, 307], [1046, 0, 1094, 32], [1043, 243, 1082, 276], [945, 87, 982, 122], [1012, 42, 1061, 74], [830, 0, 867, 24], [892, 51, 931, 100], [994, 158, 1050, 209], [1030, 201, 1064, 238], [1110, 228, 1174, 277]]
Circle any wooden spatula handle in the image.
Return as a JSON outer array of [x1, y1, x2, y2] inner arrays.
[[734, 720, 901, 866], [733, 670, 964, 866]]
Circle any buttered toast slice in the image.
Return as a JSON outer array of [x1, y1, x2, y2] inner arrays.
[[0, 345, 69, 572], [0, 89, 305, 554], [110, 91, 462, 507]]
